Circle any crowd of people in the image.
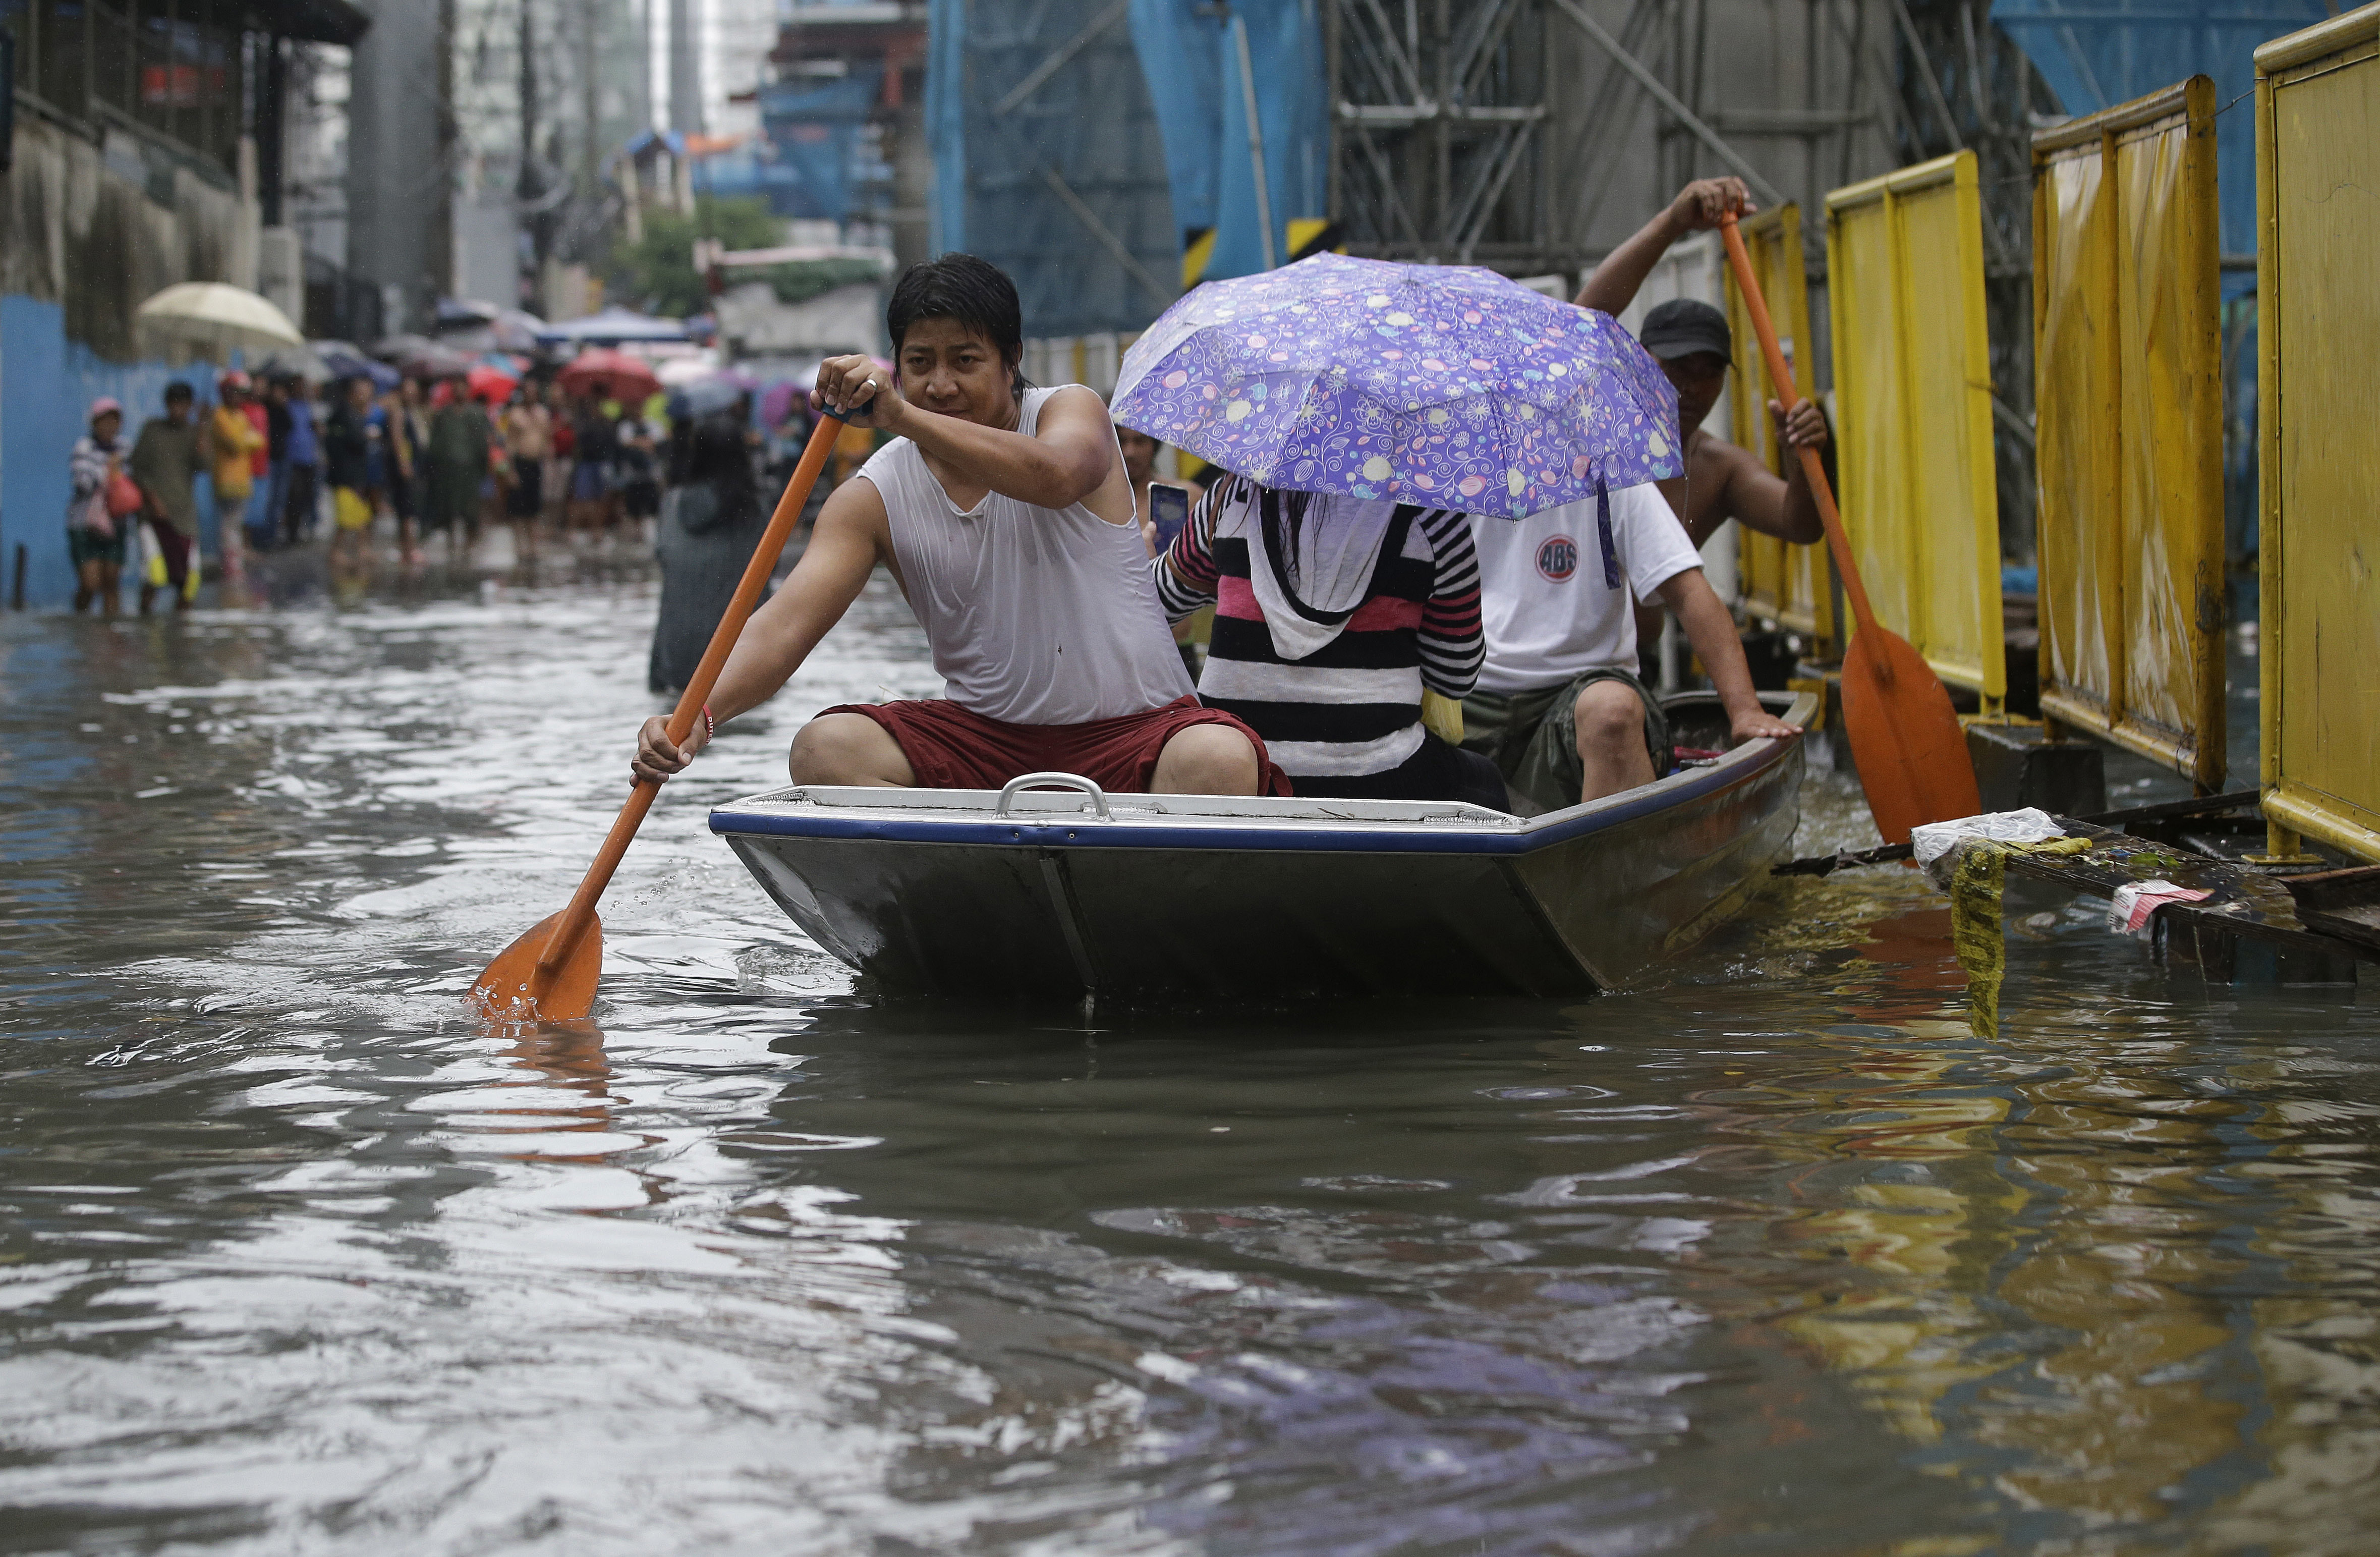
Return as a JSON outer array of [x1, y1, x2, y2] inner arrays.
[[631, 177, 1831, 820], [64, 364, 695, 614]]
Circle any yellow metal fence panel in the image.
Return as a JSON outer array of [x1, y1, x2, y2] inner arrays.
[[1825, 151, 2005, 709], [2031, 79, 2226, 789], [2257, 6, 2380, 862], [2034, 148, 2120, 716], [1725, 204, 1835, 650]]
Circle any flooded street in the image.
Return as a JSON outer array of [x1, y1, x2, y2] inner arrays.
[[4, 565, 2377, 1556]]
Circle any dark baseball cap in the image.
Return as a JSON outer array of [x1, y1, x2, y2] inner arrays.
[[1638, 298, 1732, 363]]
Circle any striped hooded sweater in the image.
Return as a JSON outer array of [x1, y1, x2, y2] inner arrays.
[[1153, 472, 1484, 784]]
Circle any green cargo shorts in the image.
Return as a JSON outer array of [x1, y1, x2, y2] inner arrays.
[[1460, 666, 1672, 814]]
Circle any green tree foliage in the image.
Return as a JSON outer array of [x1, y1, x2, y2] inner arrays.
[[609, 197, 787, 317]]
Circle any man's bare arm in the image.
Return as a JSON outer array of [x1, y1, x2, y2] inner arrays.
[[1575, 178, 1754, 316], [1652, 567, 1800, 744], [815, 358, 1120, 519], [630, 479, 887, 783], [1709, 400, 1828, 545]]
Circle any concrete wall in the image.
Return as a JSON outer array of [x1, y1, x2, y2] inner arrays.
[[2, 118, 263, 610]]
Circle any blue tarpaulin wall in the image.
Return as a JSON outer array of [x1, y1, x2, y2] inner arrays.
[[1129, 0, 1329, 284], [1989, 0, 2327, 261], [926, 0, 1179, 337], [685, 68, 887, 222], [1, 296, 232, 610], [759, 69, 887, 223]]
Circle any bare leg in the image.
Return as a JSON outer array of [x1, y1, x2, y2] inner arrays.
[[97, 562, 121, 616], [74, 559, 99, 613], [1574, 679, 1656, 802], [787, 712, 918, 787], [1151, 723, 1261, 795], [220, 504, 247, 579]]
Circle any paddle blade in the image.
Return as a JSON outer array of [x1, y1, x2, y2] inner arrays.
[[1840, 626, 1982, 845], [469, 909, 603, 1022]]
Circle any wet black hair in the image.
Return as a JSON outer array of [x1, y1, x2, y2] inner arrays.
[[163, 380, 194, 404], [886, 253, 1026, 394]]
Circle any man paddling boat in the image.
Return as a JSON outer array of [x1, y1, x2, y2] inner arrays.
[[632, 254, 1285, 797], [1575, 178, 1831, 553]]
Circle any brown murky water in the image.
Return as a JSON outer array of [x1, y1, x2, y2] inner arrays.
[[3, 562, 2375, 1555]]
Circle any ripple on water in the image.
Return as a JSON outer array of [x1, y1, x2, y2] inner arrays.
[[4, 574, 2379, 1555]]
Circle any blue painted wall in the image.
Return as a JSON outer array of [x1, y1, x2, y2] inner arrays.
[[2, 295, 232, 611]]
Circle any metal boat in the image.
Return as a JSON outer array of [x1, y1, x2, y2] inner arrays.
[[708, 690, 1816, 1000]]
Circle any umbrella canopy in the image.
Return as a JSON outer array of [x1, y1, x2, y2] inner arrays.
[[490, 310, 547, 354], [654, 351, 722, 387], [371, 332, 439, 363], [314, 340, 400, 391], [556, 347, 662, 405], [396, 342, 476, 380], [534, 306, 688, 348], [758, 380, 805, 428], [1112, 253, 1680, 519], [133, 283, 305, 360], [466, 362, 520, 403], [668, 378, 749, 421], [252, 343, 331, 383]]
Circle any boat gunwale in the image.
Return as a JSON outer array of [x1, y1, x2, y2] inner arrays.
[[708, 692, 1817, 858]]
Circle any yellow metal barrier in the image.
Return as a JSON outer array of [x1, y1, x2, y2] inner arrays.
[[2031, 78, 2225, 790], [2256, 5, 2380, 863], [1825, 151, 2004, 713], [1724, 203, 1835, 653]]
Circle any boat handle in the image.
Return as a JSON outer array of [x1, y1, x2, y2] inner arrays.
[[995, 771, 1113, 822]]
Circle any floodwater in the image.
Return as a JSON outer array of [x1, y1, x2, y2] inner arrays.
[[4, 560, 2376, 1557]]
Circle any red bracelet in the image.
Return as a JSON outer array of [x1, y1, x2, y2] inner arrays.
[[701, 703, 716, 744]]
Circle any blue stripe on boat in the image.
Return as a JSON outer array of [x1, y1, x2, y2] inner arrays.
[[707, 735, 1788, 856]]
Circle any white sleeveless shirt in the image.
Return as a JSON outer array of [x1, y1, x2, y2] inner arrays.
[[857, 385, 1194, 726]]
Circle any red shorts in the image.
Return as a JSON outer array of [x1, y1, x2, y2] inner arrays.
[[819, 695, 1292, 796]]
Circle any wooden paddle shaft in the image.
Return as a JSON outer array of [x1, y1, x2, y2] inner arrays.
[[534, 411, 847, 982], [1714, 215, 1883, 643]]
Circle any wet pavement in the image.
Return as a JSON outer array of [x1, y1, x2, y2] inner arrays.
[[3, 556, 2376, 1555]]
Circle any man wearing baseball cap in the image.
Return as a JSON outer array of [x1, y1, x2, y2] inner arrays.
[[1459, 178, 1817, 811], [1577, 178, 1829, 552]]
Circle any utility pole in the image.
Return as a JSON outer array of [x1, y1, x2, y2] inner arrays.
[[432, 0, 458, 313], [579, 0, 600, 200], [520, 0, 548, 309]]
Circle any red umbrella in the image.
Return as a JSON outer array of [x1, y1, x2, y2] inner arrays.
[[556, 347, 662, 405], [466, 362, 519, 403]]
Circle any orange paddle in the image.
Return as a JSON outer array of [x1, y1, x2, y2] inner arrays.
[[469, 412, 846, 1021], [1717, 212, 1980, 845]]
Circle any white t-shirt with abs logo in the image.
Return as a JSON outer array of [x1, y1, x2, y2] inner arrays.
[[1468, 483, 1705, 695]]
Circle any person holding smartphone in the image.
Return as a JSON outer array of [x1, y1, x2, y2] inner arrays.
[[1117, 420, 1210, 680]]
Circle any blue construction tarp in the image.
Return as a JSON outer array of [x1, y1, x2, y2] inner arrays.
[[1129, 0, 1329, 283], [758, 68, 887, 224], [926, 0, 1179, 336], [1989, 0, 2327, 260]]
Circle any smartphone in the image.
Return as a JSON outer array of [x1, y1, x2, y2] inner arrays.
[[1147, 481, 1193, 552]]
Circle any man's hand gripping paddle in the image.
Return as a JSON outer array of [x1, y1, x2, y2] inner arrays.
[[469, 412, 846, 1021], [1717, 213, 1979, 844]]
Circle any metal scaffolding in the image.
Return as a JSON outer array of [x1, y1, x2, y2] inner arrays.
[[1325, 0, 2048, 547], [1328, 0, 1556, 267]]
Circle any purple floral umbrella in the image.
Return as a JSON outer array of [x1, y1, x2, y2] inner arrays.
[[1113, 252, 1679, 522]]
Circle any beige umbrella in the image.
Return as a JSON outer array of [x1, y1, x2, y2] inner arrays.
[[133, 282, 305, 361]]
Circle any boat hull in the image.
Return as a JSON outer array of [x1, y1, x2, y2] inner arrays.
[[713, 692, 1812, 1000]]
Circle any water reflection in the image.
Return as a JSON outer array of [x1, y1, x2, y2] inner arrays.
[[3, 574, 2376, 1554]]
